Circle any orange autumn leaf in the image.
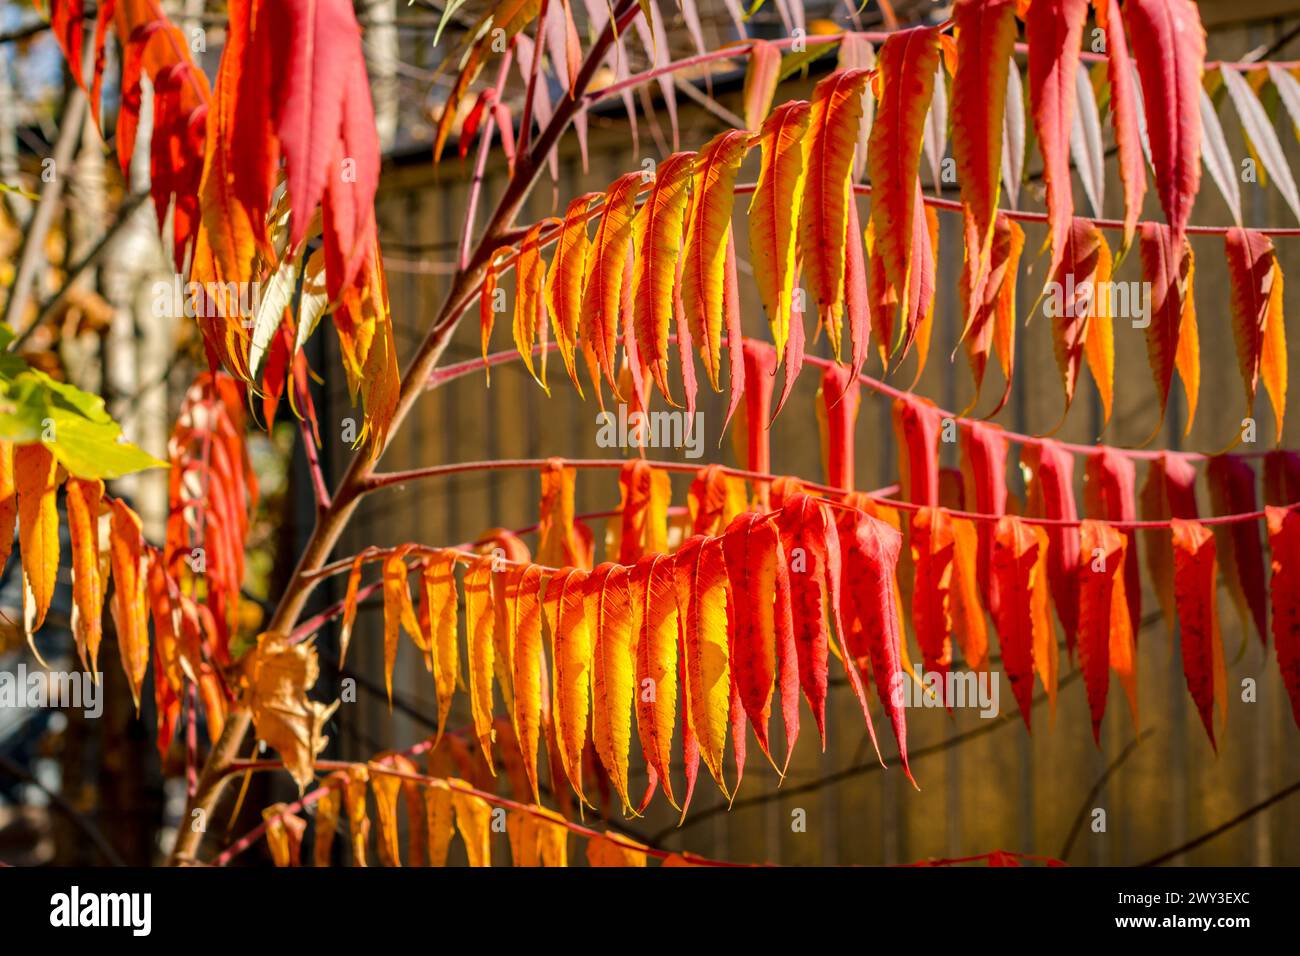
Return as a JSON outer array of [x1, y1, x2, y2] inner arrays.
[[546, 193, 601, 394], [513, 217, 559, 391], [630, 551, 680, 809], [588, 563, 636, 812], [674, 534, 731, 793], [1266, 506, 1300, 729], [613, 459, 672, 564], [742, 39, 782, 131], [449, 784, 492, 867], [107, 498, 149, 708], [506, 562, 545, 803], [950, 516, 989, 672], [536, 458, 584, 569], [0, 441, 15, 579], [543, 566, 593, 805], [582, 172, 643, 395], [800, 68, 873, 357], [15, 443, 61, 642], [381, 548, 424, 705], [682, 129, 750, 389], [632, 150, 696, 402], [748, 100, 812, 363], [65, 477, 107, 675], [418, 551, 460, 744], [586, 832, 648, 867], [464, 554, 497, 774]]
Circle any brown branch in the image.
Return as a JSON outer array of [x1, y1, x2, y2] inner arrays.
[[1138, 779, 1300, 867], [2, 81, 88, 334]]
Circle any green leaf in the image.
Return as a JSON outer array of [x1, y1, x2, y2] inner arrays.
[[779, 41, 838, 83], [0, 355, 167, 479]]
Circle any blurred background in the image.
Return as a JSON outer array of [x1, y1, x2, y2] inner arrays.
[[3, 0, 1300, 866]]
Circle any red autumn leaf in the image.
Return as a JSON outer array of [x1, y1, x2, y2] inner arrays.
[[1084, 448, 1142, 639], [1023, 439, 1080, 655], [868, 25, 942, 336], [1206, 455, 1268, 646], [910, 506, 956, 681], [951, 0, 1018, 310], [818, 364, 860, 491], [1140, 224, 1198, 434], [892, 393, 942, 506], [1026, 0, 1090, 282], [1077, 520, 1127, 744], [960, 215, 1025, 417], [674, 535, 731, 793], [1225, 227, 1287, 437], [837, 507, 913, 785], [264, 0, 378, 287], [959, 420, 1009, 617], [1047, 218, 1110, 418], [1264, 450, 1300, 506], [776, 494, 875, 753], [721, 512, 789, 768], [1124, 0, 1205, 250], [731, 341, 778, 503], [1095, 0, 1147, 251], [1170, 519, 1227, 749], [1138, 452, 1200, 629], [991, 515, 1053, 729], [844, 195, 871, 384]]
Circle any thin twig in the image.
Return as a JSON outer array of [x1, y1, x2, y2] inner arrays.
[[0, 753, 126, 866], [10, 189, 151, 352], [1058, 728, 1156, 861], [1138, 779, 1300, 866], [2, 82, 88, 334], [653, 670, 1084, 845]]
